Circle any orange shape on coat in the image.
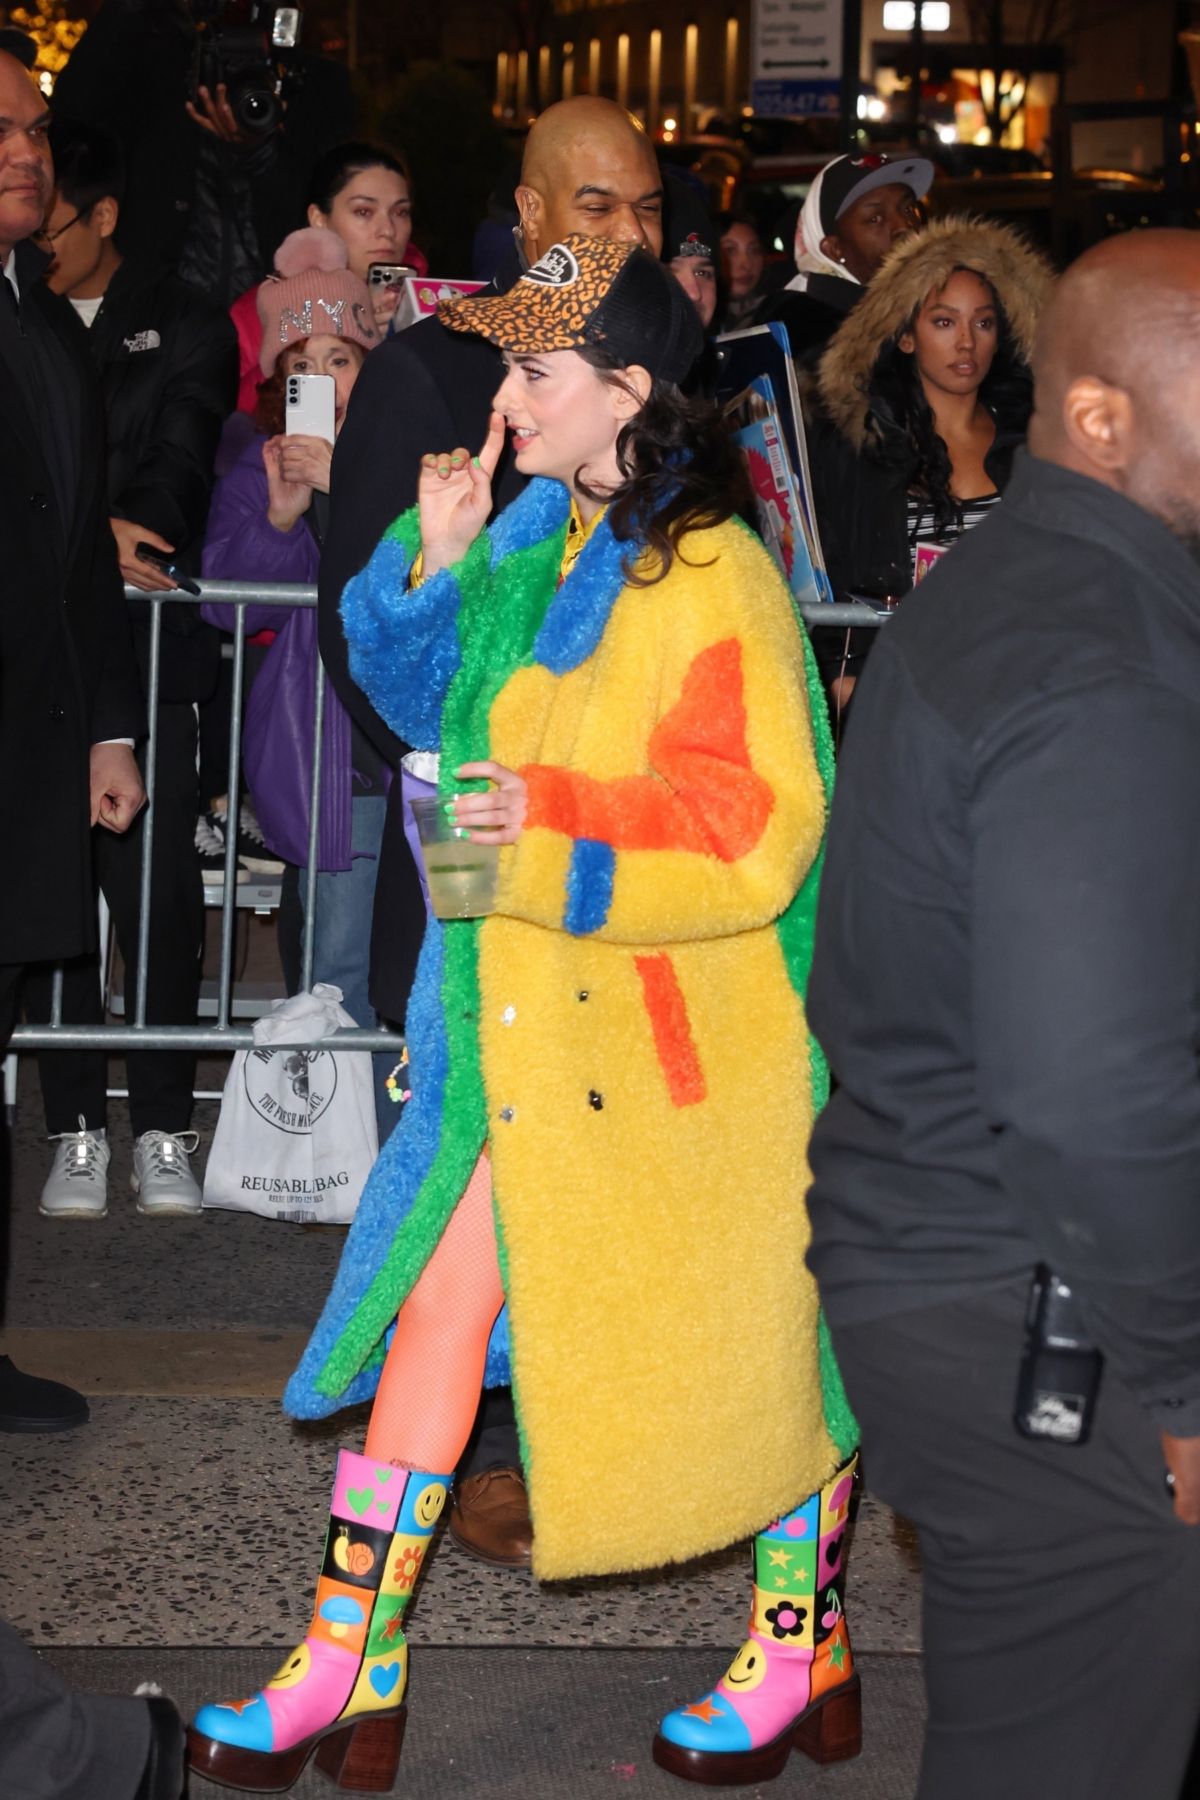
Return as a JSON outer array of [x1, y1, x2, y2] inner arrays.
[[523, 639, 774, 861], [635, 954, 707, 1107]]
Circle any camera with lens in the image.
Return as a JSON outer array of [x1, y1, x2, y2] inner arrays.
[[190, 0, 303, 138]]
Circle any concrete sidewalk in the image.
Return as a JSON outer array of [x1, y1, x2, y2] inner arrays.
[[3, 1055, 927, 1797]]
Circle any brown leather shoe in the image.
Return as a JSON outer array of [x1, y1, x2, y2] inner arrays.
[[448, 1467, 533, 1567]]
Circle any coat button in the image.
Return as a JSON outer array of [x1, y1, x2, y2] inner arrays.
[[498, 1106, 515, 1123], [48, 702, 64, 720], [28, 492, 48, 510]]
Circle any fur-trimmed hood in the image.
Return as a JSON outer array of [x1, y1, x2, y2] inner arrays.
[[817, 216, 1055, 448]]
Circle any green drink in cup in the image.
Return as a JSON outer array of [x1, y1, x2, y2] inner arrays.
[[411, 796, 500, 920]]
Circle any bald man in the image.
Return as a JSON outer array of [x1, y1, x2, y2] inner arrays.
[[314, 96, 662, 1568], [804, 229, 1200, 1800]]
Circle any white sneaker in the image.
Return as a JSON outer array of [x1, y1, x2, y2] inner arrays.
[[132, 1130, 202, 1216], [40, 1116, 110, 1218]]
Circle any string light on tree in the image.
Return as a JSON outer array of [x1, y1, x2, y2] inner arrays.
[[10, 0, 87, 91]]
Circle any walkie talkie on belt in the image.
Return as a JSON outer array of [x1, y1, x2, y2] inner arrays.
[[1014, 1265, 1104, 1445]]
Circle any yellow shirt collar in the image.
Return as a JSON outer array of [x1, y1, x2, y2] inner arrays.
[[561, 498, 606, 582]]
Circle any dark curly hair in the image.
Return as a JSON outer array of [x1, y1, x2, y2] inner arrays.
[[574, 344, 749, 586], [867, 271, 1032, 535]]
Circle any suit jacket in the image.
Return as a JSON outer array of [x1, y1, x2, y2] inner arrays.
[[317, 276, 526, 1024], [87, 256, 237, 701], [0, 240, 143, 965]]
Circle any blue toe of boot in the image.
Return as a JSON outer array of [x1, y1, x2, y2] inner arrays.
[[658, 1693, 752, 1753], [191, 1695, 275, 1752]]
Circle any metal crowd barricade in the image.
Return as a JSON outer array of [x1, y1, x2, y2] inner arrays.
[[10, 581, 403, 1063], [7, 582, 886, 1068]]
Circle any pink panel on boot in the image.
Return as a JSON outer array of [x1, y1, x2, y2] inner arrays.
[[330, 1450, 405, 1533], [261, 1636, 361, 1751], [715, 1632, 815, 1742]]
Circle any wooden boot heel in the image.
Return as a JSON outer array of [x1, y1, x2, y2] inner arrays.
[[792, 1676, 862, 1766], [313, 1707, 407, 1792]]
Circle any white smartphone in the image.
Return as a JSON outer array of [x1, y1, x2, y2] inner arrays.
[[367, 261, 413, 289], [285, 372, 336, 443]]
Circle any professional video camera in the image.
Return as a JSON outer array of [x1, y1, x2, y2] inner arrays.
[[190, 0, 302, 137]]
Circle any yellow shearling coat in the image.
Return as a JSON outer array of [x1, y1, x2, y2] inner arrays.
[[289, 478, 849, 1580]]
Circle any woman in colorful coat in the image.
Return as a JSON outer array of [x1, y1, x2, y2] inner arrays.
[[188, 234, 860, 1795]]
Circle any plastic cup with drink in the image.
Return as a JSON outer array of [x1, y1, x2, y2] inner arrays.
[[410, 795, 500, 920]]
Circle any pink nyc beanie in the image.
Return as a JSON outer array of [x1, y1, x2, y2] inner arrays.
[[257, 227, 380, 375]]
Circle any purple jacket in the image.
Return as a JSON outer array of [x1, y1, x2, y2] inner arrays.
[[201, 434, 355, 871]]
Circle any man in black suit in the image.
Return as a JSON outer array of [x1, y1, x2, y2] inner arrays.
[[317, 96, 664, 1566], [0, 48, 187, 1798], [0, 53, 144, 1413]]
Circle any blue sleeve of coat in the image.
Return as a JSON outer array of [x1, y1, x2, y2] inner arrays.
[[341, 509, 489, 751]]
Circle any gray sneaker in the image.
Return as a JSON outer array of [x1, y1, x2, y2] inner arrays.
[[40, 1116, 110, 1218], [132, 1130, 202, 1216]]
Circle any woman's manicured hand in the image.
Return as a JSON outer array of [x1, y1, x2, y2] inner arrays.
[[418, 411, 506, 577], [453, 760, 527, 845]]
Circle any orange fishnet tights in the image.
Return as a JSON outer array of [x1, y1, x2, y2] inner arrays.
[[363, 1151, 504, 1472]]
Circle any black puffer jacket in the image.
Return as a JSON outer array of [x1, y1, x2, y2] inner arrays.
[[84, 256, 238, 698]]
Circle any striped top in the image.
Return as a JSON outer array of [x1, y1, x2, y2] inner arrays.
[[907, 490, 1001, 579]]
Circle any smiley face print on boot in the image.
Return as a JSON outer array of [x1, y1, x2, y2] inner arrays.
[[266, 1644, 312, 1690], [720, 1639, 769, 1694], [398, 1478, 449, 1536]]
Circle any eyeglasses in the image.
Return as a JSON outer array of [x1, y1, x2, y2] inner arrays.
[[35, 211, 85, 246]]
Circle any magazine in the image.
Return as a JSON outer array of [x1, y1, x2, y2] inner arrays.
[[725, 376, 823, 607], [716, 320, 831, 597], [392, 275, 486, 332], [913, 542, 948, 584]]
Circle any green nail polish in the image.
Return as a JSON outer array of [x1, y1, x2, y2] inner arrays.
[[472, 455, 481, 468], [442, 800, 457, 819], [454, 827, 471, 840]]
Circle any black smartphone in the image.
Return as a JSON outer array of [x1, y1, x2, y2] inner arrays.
[[134, 542, 202, 597], [1014, 1265, 1104, 1445]]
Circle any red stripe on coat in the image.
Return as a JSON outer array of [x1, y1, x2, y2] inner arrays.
[[635, 953, 707, 1108]]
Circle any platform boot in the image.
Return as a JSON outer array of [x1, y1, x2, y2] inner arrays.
[[187, 1449, 452, 1793], [653, 1452, 861, 1786]]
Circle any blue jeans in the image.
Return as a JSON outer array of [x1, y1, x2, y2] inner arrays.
[[295, 794, 401, 1143]]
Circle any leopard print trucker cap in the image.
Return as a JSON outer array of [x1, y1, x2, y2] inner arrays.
[[438, 233, 704, 384]]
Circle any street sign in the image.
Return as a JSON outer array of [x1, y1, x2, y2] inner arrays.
[[750, 0, 844, 118]]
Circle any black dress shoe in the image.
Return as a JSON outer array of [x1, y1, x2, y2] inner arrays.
[[0, 1355, 89, 1432], [136, 1696, 186, 1800]]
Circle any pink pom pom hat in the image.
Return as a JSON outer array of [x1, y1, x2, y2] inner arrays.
[[257, 227, 380, 374]]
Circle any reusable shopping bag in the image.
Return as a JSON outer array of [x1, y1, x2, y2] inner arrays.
[[202, 984, 378, 1224]]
